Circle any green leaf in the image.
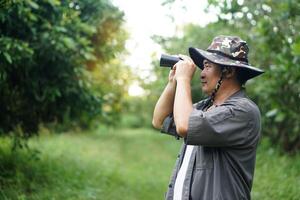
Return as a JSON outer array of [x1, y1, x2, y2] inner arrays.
[[275, 112, 286, 123], [83, 52, 96, 61], [79, 23, 97, 35], [27, 0, 39, 9], [3, 52, 12, 64], [62, 37, 76, 50], [291, 42, 300, 56], [28, 13, 38, 21], [47, 0, 61, 7], [266, 109, 277, 118], [55, 26, 67, 33]]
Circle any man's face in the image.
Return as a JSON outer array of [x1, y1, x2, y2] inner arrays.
[[200, 59, 221, 95]]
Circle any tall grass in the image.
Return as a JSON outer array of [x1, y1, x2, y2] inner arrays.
[[0, 128, 299, 200]]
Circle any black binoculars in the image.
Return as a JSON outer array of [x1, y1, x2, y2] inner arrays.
[[159, 54, 182, 68]]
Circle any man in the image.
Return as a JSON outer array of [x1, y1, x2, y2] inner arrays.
[[152, 36, 264, 200]]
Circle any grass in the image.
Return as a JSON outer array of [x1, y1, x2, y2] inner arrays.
[[252, 139, 300, 200], [0, 127, 299, 200]]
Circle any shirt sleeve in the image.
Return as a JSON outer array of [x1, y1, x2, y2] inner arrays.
[[186, 104, 254, 147], [160, 102, 206, 140], [160, 113, 181, 139]]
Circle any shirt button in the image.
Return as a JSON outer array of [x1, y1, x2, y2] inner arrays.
[[168, 184, 172, 188]]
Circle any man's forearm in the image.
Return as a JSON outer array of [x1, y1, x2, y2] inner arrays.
[[152, 82, 176, 129], [174, 78, 193, 137]]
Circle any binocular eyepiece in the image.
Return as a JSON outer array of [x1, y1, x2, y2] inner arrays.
[[159, 54, 182, 68]]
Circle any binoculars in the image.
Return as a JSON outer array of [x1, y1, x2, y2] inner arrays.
[[159, 54, 182, 68]]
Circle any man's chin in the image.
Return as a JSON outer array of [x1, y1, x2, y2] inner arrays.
[[201, 87, 213, 96]]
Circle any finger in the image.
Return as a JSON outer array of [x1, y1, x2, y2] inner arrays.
[[178, 54, 189, 60], [178, 54, 186, 61], [179, 54, 194, 63]]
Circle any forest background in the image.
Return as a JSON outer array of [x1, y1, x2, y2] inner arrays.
[[0, 0, 299, 199]]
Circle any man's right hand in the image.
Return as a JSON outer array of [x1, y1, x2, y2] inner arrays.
[[169, 66, 176, 84]]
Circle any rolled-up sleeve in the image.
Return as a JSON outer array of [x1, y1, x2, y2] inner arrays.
[[160, 114, 181, 139], [186, 104, 252, 147]]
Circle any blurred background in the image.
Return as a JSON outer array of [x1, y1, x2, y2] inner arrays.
[[0, 0, 299, 199]]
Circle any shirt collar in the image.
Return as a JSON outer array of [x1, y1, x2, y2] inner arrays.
[[227, 89, 246, 100], [197, 89, 246, 110]]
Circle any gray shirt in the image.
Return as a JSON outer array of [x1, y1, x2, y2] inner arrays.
[[161, 90, 261, 200]]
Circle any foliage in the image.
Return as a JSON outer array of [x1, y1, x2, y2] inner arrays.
[[120, 96, 154, 129], [0, 0, 129, 136], [90, 58, 133, 126], [0, 128, 299, 199]]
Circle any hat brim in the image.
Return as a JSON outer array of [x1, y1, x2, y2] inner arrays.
[[189, 47, 264, 81]]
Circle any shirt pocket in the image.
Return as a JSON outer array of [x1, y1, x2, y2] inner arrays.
[[207, 106, 234, 125], [195, 147, 213, 170]]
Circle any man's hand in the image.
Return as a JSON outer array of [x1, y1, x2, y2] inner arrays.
[[168, 65, 176, 84], [174, 55, 196, 82]]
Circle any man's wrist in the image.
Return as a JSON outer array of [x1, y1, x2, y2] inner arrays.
[[167, 81, 176, 90], [176, 77, 191, 82], [168, 79, 176, 86]]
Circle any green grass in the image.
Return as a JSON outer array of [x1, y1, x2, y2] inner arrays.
[[0, 128, 299, 200], [252, 139, 300, 200], [0, 128, 181, 200]]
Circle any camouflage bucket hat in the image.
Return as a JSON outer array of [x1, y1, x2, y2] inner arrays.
[[189, 35, 264, 81]]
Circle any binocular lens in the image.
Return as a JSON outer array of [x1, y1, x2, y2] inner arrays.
[[159, 54, 182, 68]]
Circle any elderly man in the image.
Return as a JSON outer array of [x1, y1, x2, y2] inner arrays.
[[152, 36, 264, 200]]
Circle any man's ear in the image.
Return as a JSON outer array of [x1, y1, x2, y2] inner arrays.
[[222, 67, 236, 79]]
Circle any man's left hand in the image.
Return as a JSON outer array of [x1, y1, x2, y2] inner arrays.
[[174, 54, 196, 82]]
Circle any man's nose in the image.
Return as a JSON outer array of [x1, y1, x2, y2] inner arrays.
[[200, 70, 205, 79]]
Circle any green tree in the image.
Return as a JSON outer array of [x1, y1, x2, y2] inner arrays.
[[0, 0, 129, 136]]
